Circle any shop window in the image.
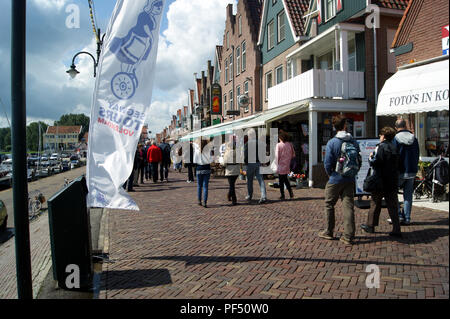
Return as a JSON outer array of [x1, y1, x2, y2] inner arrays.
[[426, 111, 449, 157]]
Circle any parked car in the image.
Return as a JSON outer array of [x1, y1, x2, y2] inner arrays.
[[61, 160, 71, 172], [0, 200, 7, 231], [70, 160, 80, 169]]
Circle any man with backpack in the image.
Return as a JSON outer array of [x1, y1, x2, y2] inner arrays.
[[159, 138, 171, 182], [319, 115, 361, 245]]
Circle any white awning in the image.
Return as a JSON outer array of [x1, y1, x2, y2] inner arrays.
[[377, 59, 449, 116], [234, 102, 309, 130]]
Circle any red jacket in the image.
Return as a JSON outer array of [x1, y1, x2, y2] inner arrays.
[[147, 145, 162, 163]]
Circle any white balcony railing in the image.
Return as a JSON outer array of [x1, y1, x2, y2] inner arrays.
[[268, 69, 365, 110]]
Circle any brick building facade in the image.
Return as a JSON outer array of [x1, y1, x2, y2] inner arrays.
[[220, 1, 263, 123]]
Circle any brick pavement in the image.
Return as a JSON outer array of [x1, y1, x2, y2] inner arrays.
[[99, 171, 449, 299], [0, 167, 87, 299]]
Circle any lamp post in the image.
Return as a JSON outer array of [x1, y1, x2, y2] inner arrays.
[[11, 0, 33, 299], [66, 28, 105, 78]]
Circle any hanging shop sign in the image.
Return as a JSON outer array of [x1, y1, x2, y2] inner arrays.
[[211, 83, 222, 115]]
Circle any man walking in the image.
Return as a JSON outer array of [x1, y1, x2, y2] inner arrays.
[[319, 115, 361, 245], [392, 119, 420, 225], [244, 129, 267, 204], [147, 140, 162, 183], [159, 138, 171, 182]]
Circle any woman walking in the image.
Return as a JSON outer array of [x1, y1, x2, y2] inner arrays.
[[194, 139, 212, 208], [275, 132, 295, 200], [224, 140, 240, 205], [361, 127, 402, 237]]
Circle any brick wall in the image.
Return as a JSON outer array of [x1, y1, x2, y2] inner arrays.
[[394, 0, 449, 67], [220, 1, 262, 123]]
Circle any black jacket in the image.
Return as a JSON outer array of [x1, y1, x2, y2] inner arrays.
[[369, 140, 400, 191]]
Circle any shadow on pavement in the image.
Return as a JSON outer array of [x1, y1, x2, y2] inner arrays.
[[101, 269, 172, 290], [0, 228, 14, 244], [142, 255, 447, 269]]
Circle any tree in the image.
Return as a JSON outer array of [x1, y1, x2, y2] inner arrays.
[[55, 114, 90, 140], [26, 122, 48, 152], [0, 127, 11, 152]]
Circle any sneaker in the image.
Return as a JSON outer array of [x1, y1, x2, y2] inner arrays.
[[318, 230, 334, 240], [401, 220, 411, 226], [245, 195, 252, 201], [387, 217, 404, 224], [339, 236, 353, 245], [360, 224, 374, 233], [258, 198, 267, 204], [187, 180, 192, 183]]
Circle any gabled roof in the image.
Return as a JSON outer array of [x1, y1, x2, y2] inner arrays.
[[215, 45, 223, 71], [374, 0, 410, 10], [46, 126, 82, 134], [284, 0, 310, 38], [258, 0, 309, 45], [391, 0, 415, 48]]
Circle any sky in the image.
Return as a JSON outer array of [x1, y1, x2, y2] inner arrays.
[[0, 0, 237, 136]]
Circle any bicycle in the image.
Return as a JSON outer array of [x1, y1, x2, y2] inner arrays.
[[28, 191, 46, 220]]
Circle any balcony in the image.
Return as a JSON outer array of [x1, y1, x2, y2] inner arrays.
[[268, 69, 365, 110]]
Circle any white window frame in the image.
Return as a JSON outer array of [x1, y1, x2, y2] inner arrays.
[[325, 0, 337, 22], [236, 46, 241, 76], [224, 93, 227, 112], [268, 20, 275, 50], [229, 54, 233, 79], [236, 85, 241, 109], [225, 58, 229, 83], [265, 71, 273, 101], [238, 15, 242, 36], [229, 89, 234, 110], [275, 65, 283, 85], [242, 41, 246, 72], [277, 10, 286, 43], [244, 80, 249, 113]]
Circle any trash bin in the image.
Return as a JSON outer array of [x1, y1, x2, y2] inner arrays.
[[47, 175, 93, 290]]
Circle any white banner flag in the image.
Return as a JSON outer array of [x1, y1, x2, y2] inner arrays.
[[87, 0, 165, 210]]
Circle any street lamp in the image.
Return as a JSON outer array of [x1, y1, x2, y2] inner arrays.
[[66, 28, 105, 78]]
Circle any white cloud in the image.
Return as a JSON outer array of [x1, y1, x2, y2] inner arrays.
[[149, 0, 236, 134], [31, 0, 68, 11]]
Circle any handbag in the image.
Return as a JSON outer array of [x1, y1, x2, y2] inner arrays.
[[363, 167, 383, 193]]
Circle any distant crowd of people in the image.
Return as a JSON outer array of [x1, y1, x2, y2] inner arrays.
[[124, 114, 431, 245], [123, 138, 171, 192]]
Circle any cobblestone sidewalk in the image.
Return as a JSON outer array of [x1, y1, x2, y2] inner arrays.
[[99, 171, 449, 299]]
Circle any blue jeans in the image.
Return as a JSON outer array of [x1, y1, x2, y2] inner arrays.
[[245, 163, 267, 200], [197, 173, 210, 203], [399, 177, 414, 221]]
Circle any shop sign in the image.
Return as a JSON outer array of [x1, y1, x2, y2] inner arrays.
[[211, 83, 222, 115], [443, 25, 449, 56], [388, 89, 449, 108]]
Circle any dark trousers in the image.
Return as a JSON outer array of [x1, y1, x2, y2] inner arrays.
[[139, 164, 145, 183], [367, 190, 401, 233], [123, 170, 134, 191], [160, 161, 169, 181], [227, 175, 238, 202], [151, 162, 159, 182], [279, 174, 293, 197], [187, 165, 195, 182], [145, 163, 151, 180]]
